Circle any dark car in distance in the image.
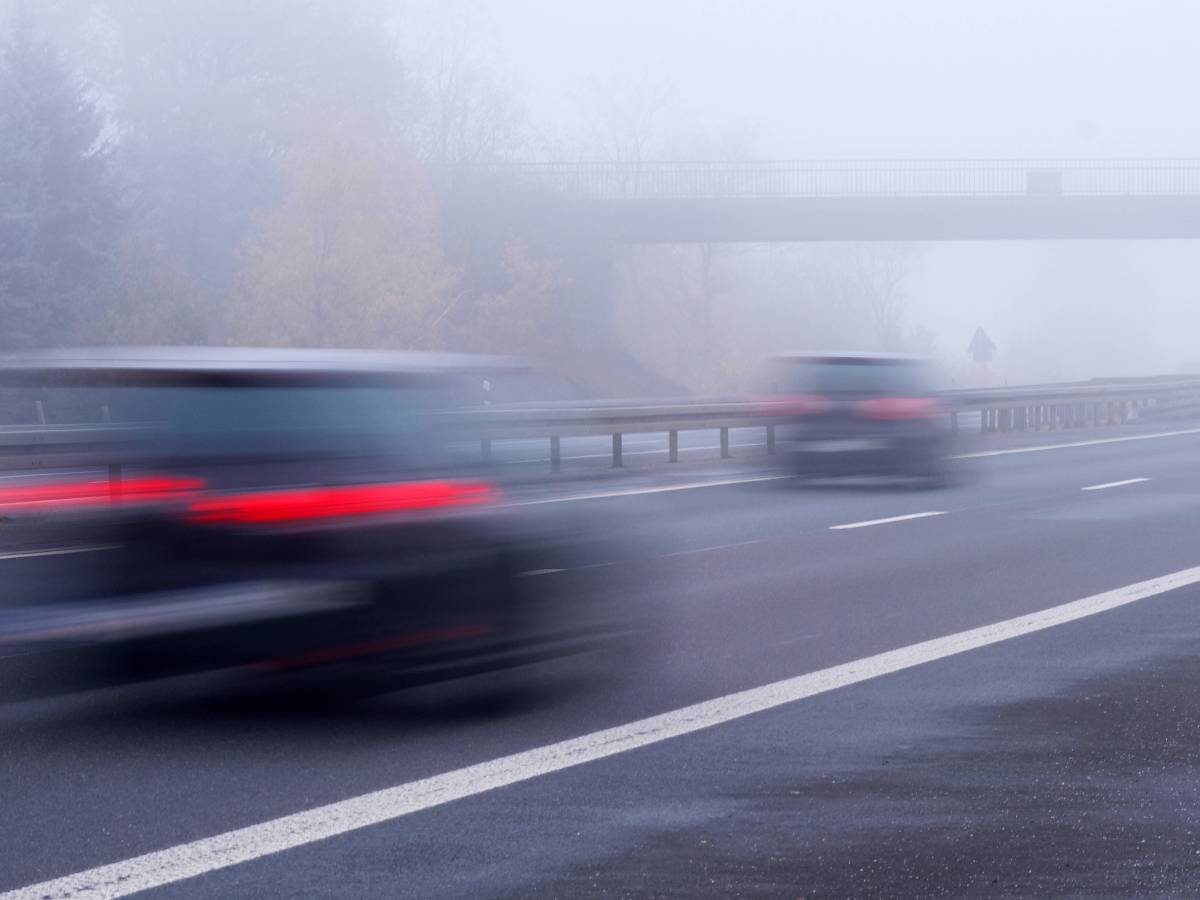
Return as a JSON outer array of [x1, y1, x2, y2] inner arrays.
[[765, 352, 955, 486], [0, 347, 606, 702]]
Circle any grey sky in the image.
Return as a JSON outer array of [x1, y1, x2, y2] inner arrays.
[[487, 0, 1200, 158]]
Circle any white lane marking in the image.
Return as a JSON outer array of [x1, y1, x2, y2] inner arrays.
[[516, 568, 565, 577], [12, 564, 1200, 900], [829, 511, 946, 530], [661, 539, 765, 558], [0, 544, 118, 562], [1081, 477, 1151, 492], [950, 426, 1200, 459], [505, 474, 790, 506], [775, 633, 821, 647]]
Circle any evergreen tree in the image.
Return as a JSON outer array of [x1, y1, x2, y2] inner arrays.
[[0, 6, 119, 349]]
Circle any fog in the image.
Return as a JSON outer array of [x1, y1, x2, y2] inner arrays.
[[3, 0, 1199, 395]]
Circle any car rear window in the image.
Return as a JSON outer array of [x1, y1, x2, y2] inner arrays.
[[33, 384, 450, 462], [778, 359, 934, 395]]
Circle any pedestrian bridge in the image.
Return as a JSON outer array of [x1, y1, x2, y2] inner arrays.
[[450, 159, 1200, 242]]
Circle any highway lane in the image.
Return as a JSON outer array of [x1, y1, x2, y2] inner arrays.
[[5, 428, 1200, 895], [184, 576, 1200, 899]]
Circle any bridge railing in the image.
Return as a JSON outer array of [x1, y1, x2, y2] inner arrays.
[[458, 159, 1200, 199]]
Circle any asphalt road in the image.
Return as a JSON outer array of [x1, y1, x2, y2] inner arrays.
[[6, 424, 1200, 897]]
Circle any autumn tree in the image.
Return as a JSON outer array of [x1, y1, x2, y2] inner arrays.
[[88, 237, 210, 345], [447, 240, 569, 359], [92, 0, 408, 301], [229, 134, 458, 350]]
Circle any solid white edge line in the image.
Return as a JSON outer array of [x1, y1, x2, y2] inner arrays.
[[1081, 477, 1151, 492], [829, 511, 946, 530], [949, 426, 1200, 459], [10, 565, 1200, 899]]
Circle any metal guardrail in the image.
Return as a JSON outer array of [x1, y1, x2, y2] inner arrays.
[[454, 160, 1200, 200], [459, 378, 1200, 469], [3, 378, 1200, 473]]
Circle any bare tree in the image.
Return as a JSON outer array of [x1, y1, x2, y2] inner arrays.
[[842, 243, 921, 351], [572, 74, 681, 165], [402, 1, 529, 165]]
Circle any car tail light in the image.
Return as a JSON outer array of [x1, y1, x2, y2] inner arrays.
[[0, 475, 204, 513], [756, 394, 830, 416], [186, 479, 498, 526], [856, 397, 941, 420]]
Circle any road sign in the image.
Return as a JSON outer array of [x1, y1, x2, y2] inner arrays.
[[968, 327, 996, 363]]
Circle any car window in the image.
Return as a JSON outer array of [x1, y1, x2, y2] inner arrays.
[[38, 385, 450, 462], [780, 360, 934, 395]]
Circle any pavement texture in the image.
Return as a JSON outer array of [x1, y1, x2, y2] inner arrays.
[[4, 423, 1200, 897]]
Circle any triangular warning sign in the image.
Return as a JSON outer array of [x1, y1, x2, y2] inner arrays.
[[967, 326, 996, 363]]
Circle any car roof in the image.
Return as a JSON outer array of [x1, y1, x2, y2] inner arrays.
[[0, 347, 529, 387], [773, 351, 927, 364]]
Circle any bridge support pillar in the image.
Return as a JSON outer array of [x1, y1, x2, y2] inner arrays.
[[550, 436, 561, 471], [612, 433, 623, 467], [720, 427, 731, 458], [668, 430, 679, 462]]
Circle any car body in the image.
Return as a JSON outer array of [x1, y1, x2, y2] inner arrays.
[[0, 347, 603, 699], [764, 352, 953, 484]]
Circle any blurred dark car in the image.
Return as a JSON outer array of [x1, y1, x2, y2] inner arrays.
[[764, 352, 954, 486], [0, 347, 603, 701]]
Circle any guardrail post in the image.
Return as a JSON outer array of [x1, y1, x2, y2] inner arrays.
[[766, 424, 776, 454], [720, 427, 731, 458], [550, 436, 561, 472], [612, 433, 623, 467], [481, 438, 492, 464], [668, 430, 679, 462], [35, 400, 46, 425]]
